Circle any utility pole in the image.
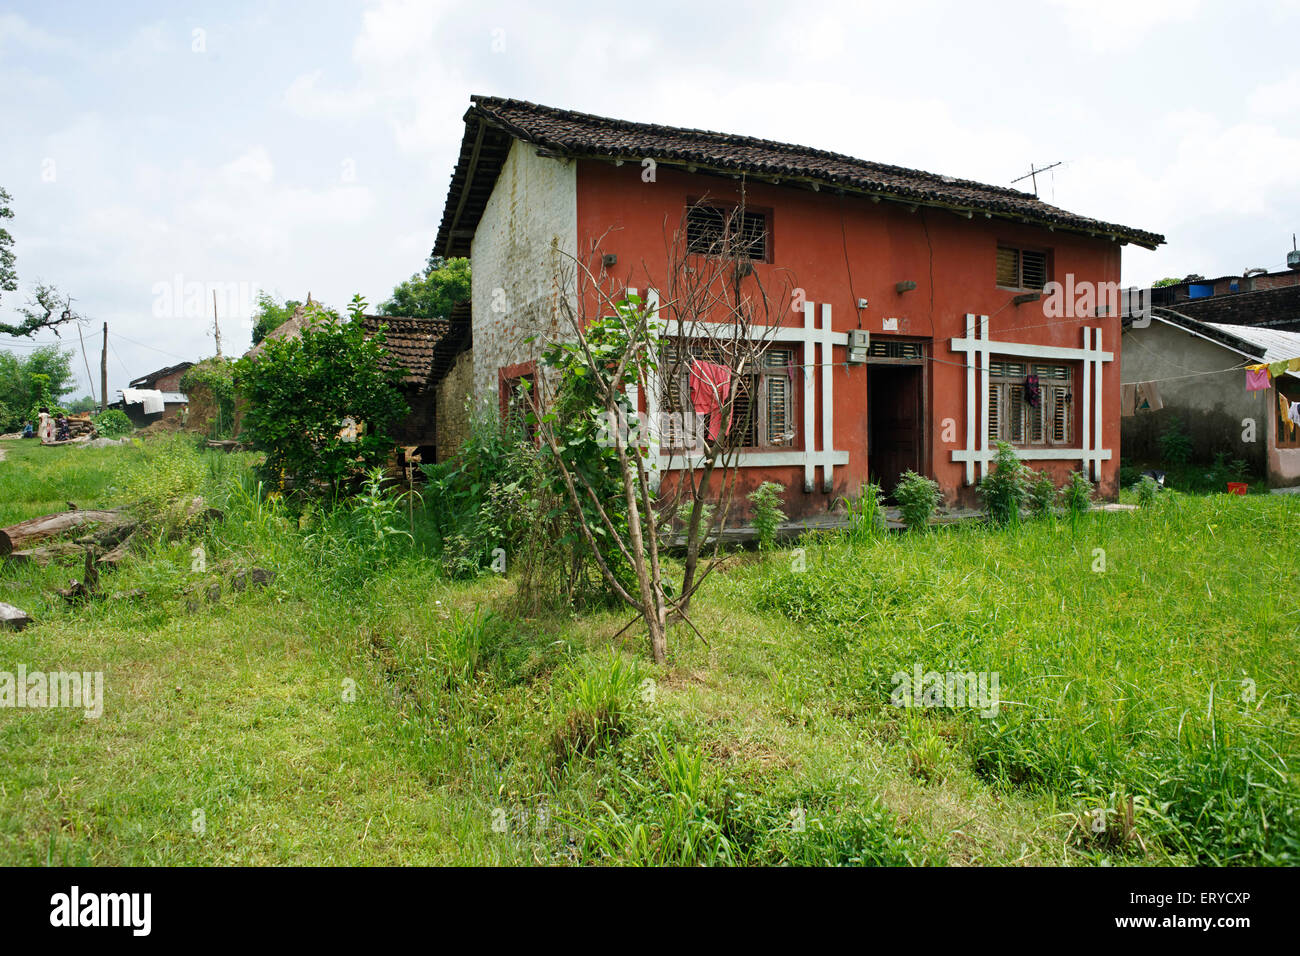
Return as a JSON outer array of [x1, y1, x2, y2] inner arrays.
[[212, 290, 223, 358], [101, 322, 108, 412], [77, 321, 96, 407]]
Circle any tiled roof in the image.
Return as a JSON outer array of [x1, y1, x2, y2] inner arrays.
[[244, 307, 449, 387], [360, 314, 450, 386], [129, 361, 193, 389], [1168, 285, 1300, 332], [435, 96, 1164, 256], [244, 304, 313, 360], [429, 300, 472, 386]]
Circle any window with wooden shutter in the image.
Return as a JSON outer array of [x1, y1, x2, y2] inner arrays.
[[988, 358, 1073, 447], [996, 247, 1020, 288], [659, 340, 794, 450], [1050, 388, 1071, 444], [686, 204, 769, 261], [987, 378, 1001, 441], [1021, 250, 1048, 290], [765, 349, 794, 446], [996, 245, 1050, 290]]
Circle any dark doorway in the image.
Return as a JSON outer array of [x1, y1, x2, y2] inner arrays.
[[868, 365, 924, 497]]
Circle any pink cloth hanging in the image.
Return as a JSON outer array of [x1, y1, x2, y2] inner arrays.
[[689, 360, 731, 441], [1246, 367, 1271, 391]]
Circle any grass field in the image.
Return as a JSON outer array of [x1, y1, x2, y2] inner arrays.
[[1, 435, 1296, 865]]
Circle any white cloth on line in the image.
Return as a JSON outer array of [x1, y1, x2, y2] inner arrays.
[[121, 388, 166, 415]]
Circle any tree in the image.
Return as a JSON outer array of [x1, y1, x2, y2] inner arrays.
[[233, 297, 408, 494], [0, 188, 15, 306], [534, 201, 790, 663], [250, 291, 304, 346], [0, 188, 82, 337], [379, 256, 470, 319], [0, 345, 76, 430]]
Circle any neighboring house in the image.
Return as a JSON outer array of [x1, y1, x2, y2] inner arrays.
[[244, 304, 454, 458], [429, 96, 1163, 517], [114, 388, 189, 427], [1163, 284, 1300, 335], [113, 362, 193, 426], [1150, 258, 1300, 309], [129, 361, 193, 393], [1121, 309, 1300, 487]]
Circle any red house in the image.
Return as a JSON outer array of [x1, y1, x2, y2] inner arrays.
[[432, 96, 1163, 518]]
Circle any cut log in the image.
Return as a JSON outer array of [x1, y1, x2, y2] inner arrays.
[[0, 602, 31, 630], [99, 530, 138, 568], [75, 520, 139, 550], [0, 509, 125, 556], [6, 543, 85, 566]]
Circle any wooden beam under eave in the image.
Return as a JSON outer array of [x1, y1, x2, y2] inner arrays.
[[444, 119, 486, 256]]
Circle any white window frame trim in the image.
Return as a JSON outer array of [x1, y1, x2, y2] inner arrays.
[[627, 290, 848, 493], [951, 313, 1112, 484]]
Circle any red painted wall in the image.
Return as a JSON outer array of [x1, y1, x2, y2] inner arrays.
[[574, 160, 1124, 518]]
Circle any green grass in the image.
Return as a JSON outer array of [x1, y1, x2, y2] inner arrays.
[[1, 436, 1296, 865]]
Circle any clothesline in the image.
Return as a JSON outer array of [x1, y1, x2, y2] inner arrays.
[[677, 353, 1257, 386]]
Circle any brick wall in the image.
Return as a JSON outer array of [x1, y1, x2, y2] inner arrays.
[[153, 369, 185, 392], [469, 139, 576, 407], [435, 349, 474, 462]]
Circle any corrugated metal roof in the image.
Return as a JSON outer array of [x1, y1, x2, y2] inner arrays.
[[1199, 322, 1300, 362]]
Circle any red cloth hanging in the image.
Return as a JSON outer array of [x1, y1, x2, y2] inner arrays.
[[689, 360, 732, 441]]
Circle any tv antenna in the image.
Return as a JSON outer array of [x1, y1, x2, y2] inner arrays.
[[1012, 161, 1063, 198]]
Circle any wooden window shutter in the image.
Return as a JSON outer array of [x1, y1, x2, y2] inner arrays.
[[764, 349, 792, 446], [988, 381, 1002, 441], [1051, 386, 1071, 443], [1028, 399, 1045, 444], [1008, 384, 1025, 443], [731, 373, 756, 447], [996, 247, 1020, 288]]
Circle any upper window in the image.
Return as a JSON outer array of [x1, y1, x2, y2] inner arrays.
[[996, 245, 1049, 291], [686, 204, 769, 262], [987, 360, 1073, 446], [660, 341, 794, 450]]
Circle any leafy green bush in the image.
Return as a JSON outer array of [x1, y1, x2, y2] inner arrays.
[[1060, 470, 1093, 521], [180, 357, 237, 438], [1026, 469, 1057, 518], [92, 408, 132, 439], [1134, 475, 1160, 507], [747, 481, 786, 553], [978, 441, 1026, 525], [894, 470, 942, 532], [233, 298, 408, 494], [122, 433, 203, 518], [421, 407, 540, 579], [1159, 420, 1193, 467]]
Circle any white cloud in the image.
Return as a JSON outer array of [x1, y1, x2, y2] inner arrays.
[[1247, 72, 1300, 115], [1049, 0, 1202, 52]]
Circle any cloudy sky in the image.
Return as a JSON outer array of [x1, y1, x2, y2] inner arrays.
[[2, 0, 1298, 400]]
